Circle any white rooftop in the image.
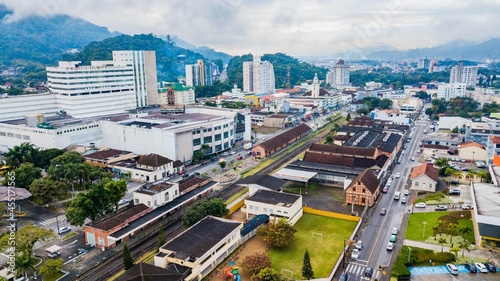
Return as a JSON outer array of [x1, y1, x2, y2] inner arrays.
[[273, 168, 317, 183]]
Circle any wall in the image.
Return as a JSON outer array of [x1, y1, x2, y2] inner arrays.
[[458, 147, 487, 161], [410, 175, 436, 192]]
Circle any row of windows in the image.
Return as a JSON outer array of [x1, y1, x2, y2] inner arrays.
[[56, 125, 99, 135], [247, 205, 288, 215], [0, 132, 30, 140]]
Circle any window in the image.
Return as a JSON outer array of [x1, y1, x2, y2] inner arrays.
[[215, 134, 222, 141], [154, 200, 157, 206], [353, 187, 356, 192], [224, 132, 229, 138], [263, 207, 268, 212], [415, 182, 419, 186], [148, 201, 151, 207], [429, 184, 432, 189], [255, 206, 259, 211], [362, 189, 366, 193], [98, 237, 104, 245], [249, 205, 253, 210], [193, 138, 201, 146], [204, 136, 212, 143]]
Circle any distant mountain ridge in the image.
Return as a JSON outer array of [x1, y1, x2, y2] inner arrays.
[[367, 38, 500, 61], [0, 4, 119, 65], [170, 35, 232, 64]]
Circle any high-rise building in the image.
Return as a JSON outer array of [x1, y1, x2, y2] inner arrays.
[[185, 59, 213, 87], [418, 58, 431, 69], [437, 83, 467, 100], [112, 51, 159, 107], [449, 61, 477, 87], [326, 59, 350, 88], [242, 56, 275, 94]]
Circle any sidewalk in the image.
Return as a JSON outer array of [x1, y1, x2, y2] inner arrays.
[[404, 239, 498, 263]]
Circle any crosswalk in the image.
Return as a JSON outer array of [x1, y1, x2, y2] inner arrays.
[[38, 215, 67, 226], [344, 261, 381, 280]]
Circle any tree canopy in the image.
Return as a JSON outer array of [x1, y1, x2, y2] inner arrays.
[[0, 225, 56, 256], [181, 198, 229, 226], [256, 218, 296, 248]]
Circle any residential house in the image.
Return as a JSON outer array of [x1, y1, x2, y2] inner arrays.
[[345, 169, 380, 207], [154, 216, 242, 281], [410, 163, 439, 192], [457, 141, 487, 161], [243, 189, 303, 225]]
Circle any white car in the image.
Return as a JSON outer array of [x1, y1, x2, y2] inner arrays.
[[386, 242, 394, 251], [351, 249, 360, 260], [391, 227, 398, 235], [475, 262, 488, 273], [395, 173, 401, 178], [118, 199, 130, 205], [404, 189, 409, 196], [355, 240, 363, 250], [58, 227, 70, 234], [230, 151, 236, 155], [415, 202, 427, 208]]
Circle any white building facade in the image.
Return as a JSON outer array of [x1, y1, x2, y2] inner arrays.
[[437, 83, 467, 100], [326, 59, 350, 88], [449, 61, 477, 87], [242, 56, 275, 94]]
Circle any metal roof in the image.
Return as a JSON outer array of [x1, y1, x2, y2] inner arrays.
[[273, 168, 317, 182]]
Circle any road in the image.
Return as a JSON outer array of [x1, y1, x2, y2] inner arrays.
[[343, 118, 430, 280]]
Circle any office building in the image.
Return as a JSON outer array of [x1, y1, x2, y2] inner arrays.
[[242, 56, 275, 94], [437, 83, 467, 100]]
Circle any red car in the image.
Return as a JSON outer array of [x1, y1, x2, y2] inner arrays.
[[177, 170, 186, 175], [380, 208, 387, 215]]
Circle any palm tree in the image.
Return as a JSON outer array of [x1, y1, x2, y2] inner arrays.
[[466, 171, 476, 182], [459, 226, 472, 241], [63, 162, 79, 193], [453, 170, 463, 181], [78, 163, 91, 189], [15, 251, 37, 280], [201, 144, 210, 156], [444, 168, 455, 184], [476, 171, 489, 182], [458, 240, 470, 257], [438, 237, 447, 252], [4, 143, 37, 169]]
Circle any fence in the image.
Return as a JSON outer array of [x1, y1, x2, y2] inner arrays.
[[303, 206, 360, 222]]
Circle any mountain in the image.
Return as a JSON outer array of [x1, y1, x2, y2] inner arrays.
[[0, 4, 119, 66], [170, 35, 232, 65], [367, 38, 500, 61], [65, 34, 207, 81]]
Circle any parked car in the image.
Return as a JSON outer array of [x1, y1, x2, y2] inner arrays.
[[351, 249, 360, 260], [410, 157, 415, 161], [118, 199, 130, 205], [177, 170, 186, 175], [339, 272, 349, 281], [391, 227, 398, 235], [401, 197, 407, 204], [364, 267, 374, 277], [449, 188, 461, 195], [484, 262, 497, 272], [380, 208, 387, 215], [464, 263, 477, 273], [395, 173, 401, 178], [461, 204, 472, 210], [390, 234, 397, 243], [386, 242, 394, 251], [77, 248, 89, 254], [58, 227, 70, 234], [446, 263, 459, 275], [475, 262, 488, 273], [415, 202, 427, 208], [355, 240, 363, 250], [404, 189, 409, 196], [435, 205, 448, 211], [382, 186, 389, 193], [222, 152, 229, 156]]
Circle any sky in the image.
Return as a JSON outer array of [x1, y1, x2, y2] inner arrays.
[[1, 0, 499, 58]]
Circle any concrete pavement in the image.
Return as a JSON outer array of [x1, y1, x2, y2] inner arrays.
[[404, 239, 498, 263]]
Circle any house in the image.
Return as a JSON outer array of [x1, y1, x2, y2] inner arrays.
[[133, 181, 180, 209], [235, 175, 287, 196], [136, 153, 175, 178], [252, 123, 311, 158], [243, 189, 303, 225], [84, 148, 136, 167], [116, 262, 187, 281], [457, 142, 487, 161], [154, 216, 242, 281], [410, 162, 439, 192], [111, 153, 178, 182], [345, 169, 380, 207]]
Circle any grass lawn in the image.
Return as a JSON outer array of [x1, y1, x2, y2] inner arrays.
[[406, 211, 475, 243], [42, 271, 64, 281], [62, 231, 78, 241], [225, 187, 249, 205], [268, 213, 357, 279]]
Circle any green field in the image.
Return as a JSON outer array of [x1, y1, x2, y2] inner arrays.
[[406, 211, 475, 243], [268, 213, 357, 279]]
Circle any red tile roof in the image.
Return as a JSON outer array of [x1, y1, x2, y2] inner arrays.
[[349, 169, 379, 194], [410, 162, 439, 182], [459, 141, 485, 150], [91, 204, 150, 231], [308, 143, 378, 158], [490, 135, 500, 144], [256, 124, 311, 152], [137, 153, 173, 167], [85, 148, 132, 160]]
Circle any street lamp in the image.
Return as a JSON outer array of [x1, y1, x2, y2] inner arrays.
[[422, 222, 427, 239], [408, 247, 412, 263]]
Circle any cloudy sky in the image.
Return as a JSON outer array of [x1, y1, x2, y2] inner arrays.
[[1, 0, 499, 57]]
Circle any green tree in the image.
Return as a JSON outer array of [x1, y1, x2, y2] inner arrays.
[[450, 246, 461, 257], [438, 237, 447, 252], [257, 267, 281, 281], [219, 160, 227, 170], [325, 135, 334, 144], [63, 162, 79, 192], [29, 179, 66, 205], [346, 113, 351, 122], [256, 218, 296, 248], [157, 224, 166, 253], [104, 179, 128, 211], [302, 249, 314, 280], [4, 142, 38, 169], [1, 162, 41, 188], [476, 171, 489, 182], [451, 126, 459, 133], [192, 150, 204, 164], [0, 225, 56, 256], [446, 223, 459, 243], [459, 226, 472, 241], [434, 157, 450, 169], [14, 251, 37, 280], [380, 98, 393, 109], [36, 148, 64, 169], [181, 198, 229, 226], [241, 252, 271, 278], [458, 240, 470, 257], [38, 258, 63, 277], [123, 242, 134, 270]]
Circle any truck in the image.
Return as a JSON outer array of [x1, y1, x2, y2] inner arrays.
[[46, 245, 62, 258], [243, 142, 253, 150]]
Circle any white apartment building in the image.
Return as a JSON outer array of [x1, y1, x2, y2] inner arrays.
[[326, 59, 350, 88], [449, 61, 477, 87], [242, 56, 275, 94], [185, 59, 213, 87], [437, 83, 467, 100], [112, 50, 159, 106]]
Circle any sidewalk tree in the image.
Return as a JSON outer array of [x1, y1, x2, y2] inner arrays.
[[0, 225, 56, 256], [181, 198, 229, 226], [29, 179, 65, 205], [123, 242, 134, 270], [218, 160, 227, 170], [157, 224, 166, 253], [257, 218, 296, 248], [241, 252, 271, 277], [192, 150, 204, 164], [39, 258, 63, 277], [458, 240, 470, 257], [302, 249, 314, 280], [1, 162, 42, 188]]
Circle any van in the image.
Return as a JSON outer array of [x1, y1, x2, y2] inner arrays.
[[394, 192, 401, 200], [446, 263, 458, 275]]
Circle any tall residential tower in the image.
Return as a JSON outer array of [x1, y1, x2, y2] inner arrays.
[[242, 56, 275, 94]]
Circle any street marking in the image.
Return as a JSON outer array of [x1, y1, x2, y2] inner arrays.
[[39, 215, 67, 226]]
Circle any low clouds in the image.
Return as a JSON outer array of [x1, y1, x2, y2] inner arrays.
[[1, 0, 499, 56]]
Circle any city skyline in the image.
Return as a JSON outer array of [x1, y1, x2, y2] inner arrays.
[[1, 0, 499, 58]]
